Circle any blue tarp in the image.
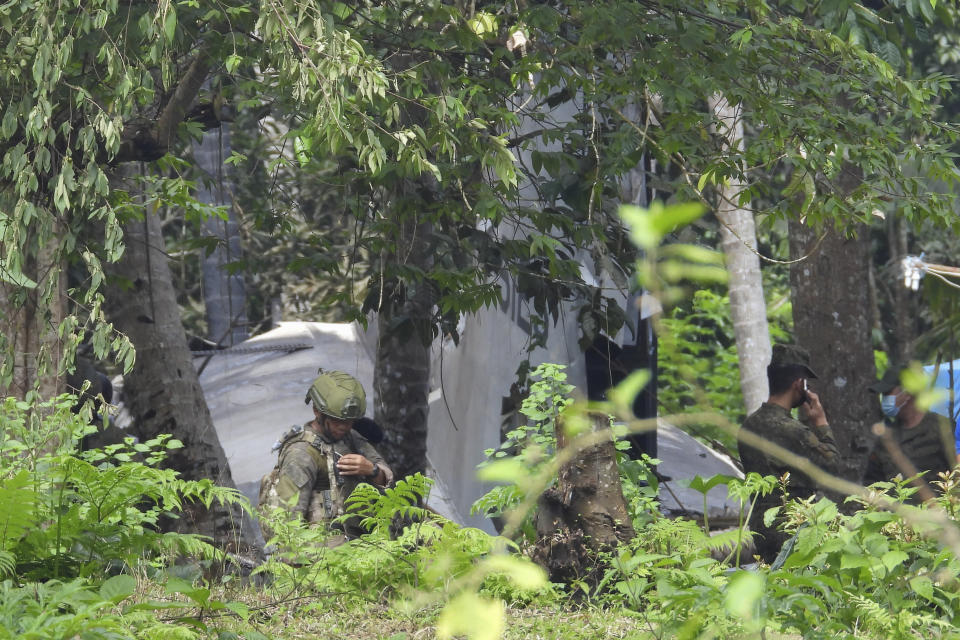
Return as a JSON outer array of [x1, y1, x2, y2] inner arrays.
[[922, 359, 960, 453]]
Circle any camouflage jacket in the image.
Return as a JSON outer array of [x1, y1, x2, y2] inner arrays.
[[738, 402, 840, 498], [863, 412, 956, 487], [737, 402, 840, 562], [259, 423, 393, 524]]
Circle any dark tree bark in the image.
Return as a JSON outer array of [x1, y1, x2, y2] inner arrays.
[[0, 233, 65, 402], [532, 413, 635, 584], [789, 223, 880, 482], [886, 214, 917, 364], [193, 123, 248, 347], [373, 218, 432, 481], [105, 204, 258, 551]]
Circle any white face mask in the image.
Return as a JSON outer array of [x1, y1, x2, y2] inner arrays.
[[881, 394, 900, 418]]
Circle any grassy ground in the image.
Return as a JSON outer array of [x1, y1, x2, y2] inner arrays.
[[242, 600, 652, 639], [147, 585, 656, 640]]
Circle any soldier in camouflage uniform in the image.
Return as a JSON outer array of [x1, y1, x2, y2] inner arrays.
[[863, 367, 956, 493], [737, 344, 839, 563], [259, 370, 393, 541]]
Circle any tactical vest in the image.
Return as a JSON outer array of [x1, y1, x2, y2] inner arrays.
[[258, 425, 343, 523]]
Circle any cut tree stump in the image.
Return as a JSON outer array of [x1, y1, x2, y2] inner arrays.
[[531, 412, 635, 584]]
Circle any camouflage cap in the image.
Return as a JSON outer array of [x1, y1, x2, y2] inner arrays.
[[867, 367, 902, 395], [769, 343, 818, 379]]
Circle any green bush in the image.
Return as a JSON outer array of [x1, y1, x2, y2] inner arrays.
[[0, 395, 242, 580], [257, 472, 552, 607], [0, 394, 256, 637]]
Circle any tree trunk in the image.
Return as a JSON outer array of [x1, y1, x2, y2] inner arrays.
[[0, 233, 65, 401], [532, 413, 634, 584], [789, 222, 879, 481], [886, 214, 916, 364], [708, 95, 770, 414], [373, 218, 432, 481], [105, 202, 258, 551], [193, 124, 248, 347]]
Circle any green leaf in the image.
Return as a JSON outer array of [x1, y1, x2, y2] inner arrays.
[[0, 259, 38, 288], [1, 110, 16, 139], [225, 601, 250, 620], [467, 12, 498, 37], [294, 136, 312, 166], [684, 474, 737, 495], [650, 201, 706, 236], [724, 570, 764, 620], [910, 575, 934, 601], [163, 6, 177, 43], [697, 169, 713, 191], [840, 553, 871, 569], [881, 550, 909, 572], [476, 458, 527, 483], [762, 506, 780, 528], [608, 370, 650, 410], [99, 575, 136, 604], [124, 599, 192, 613]]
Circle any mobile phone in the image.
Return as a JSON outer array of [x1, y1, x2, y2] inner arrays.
[[802, 379, 810, 403]]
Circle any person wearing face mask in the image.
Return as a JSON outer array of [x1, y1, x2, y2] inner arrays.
[[862, 367, 956, 492], [737, 344, 840, 563]]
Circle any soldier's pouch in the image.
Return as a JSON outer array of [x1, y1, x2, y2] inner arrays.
[[308, 490, 337, 523], [258, 468, 279, 510]]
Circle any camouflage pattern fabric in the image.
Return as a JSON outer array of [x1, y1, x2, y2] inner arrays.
[[862, 412, 956, 489], [737, 403, 840, 563], [259, 423, 393, 536]]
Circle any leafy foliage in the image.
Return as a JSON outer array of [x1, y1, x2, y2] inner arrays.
[[657, 287, 791, 451], [256, 470, 552, 617]]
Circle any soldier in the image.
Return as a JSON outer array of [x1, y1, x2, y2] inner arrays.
[[737, 344, 839, 563], [862, 367, 956, 494], [259, 370, 393, 542]]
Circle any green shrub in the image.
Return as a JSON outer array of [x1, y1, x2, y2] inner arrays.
[[0, 395, 244, 580]]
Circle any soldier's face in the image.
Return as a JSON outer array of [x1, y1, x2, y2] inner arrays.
[[322, 416, 355, 441]]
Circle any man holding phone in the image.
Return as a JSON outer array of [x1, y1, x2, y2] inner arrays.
[[737, 343, 839, 563]]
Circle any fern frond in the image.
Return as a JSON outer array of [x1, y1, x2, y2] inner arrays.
[[154, 531, 220, 562], [0, 471, 38, 550], [0, 551, 15, 578]]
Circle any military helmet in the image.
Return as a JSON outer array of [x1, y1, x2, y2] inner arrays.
[[306, 370, 366, 420]]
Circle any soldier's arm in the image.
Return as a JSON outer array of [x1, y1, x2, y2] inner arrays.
[[771, 416, 839, 475], [795, 390, 840, 472], [275, 443, 320, 518], [353, 437, 394, 486], [810, 423, 840, 470]]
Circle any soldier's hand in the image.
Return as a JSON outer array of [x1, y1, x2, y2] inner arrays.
[[801, 390, 829, 428], [337, 454, 374, 477]]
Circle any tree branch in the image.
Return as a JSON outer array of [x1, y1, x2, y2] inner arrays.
[[114, 46, 212, 163]]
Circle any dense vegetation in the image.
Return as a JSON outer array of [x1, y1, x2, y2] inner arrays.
[[3, 0, 960, 637], [0, 205, 955, 639], [4, 360, 960, 640]]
